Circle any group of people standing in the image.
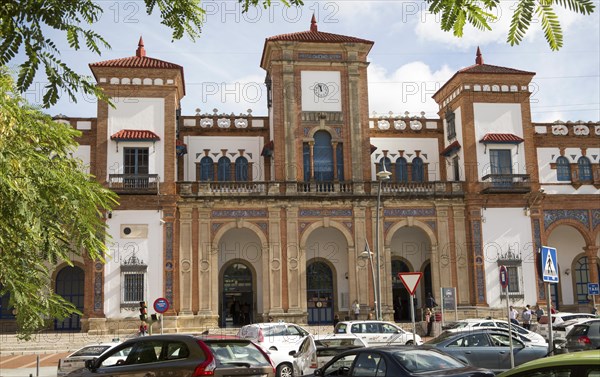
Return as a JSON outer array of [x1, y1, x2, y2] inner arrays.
[[509, 304, 549, 329]]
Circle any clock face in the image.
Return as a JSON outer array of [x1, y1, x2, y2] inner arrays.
[[301, 71, 341, 111], [313, 83, 329, 98]]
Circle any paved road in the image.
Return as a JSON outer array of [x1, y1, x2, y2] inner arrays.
[[0, 353, 67, 377]]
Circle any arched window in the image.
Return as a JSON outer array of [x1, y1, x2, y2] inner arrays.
[[313, 131, 333, 181], [199, 157, 214, 181], [395, 157, 408, 183], [556, 156, 571, 181], [217, 157, 231, 181], [303, 143, 311, 182], [379, 157, 392, 175], [336, 144, 344, 181], [574, 256, 596, 303], [578, 156, 592, 181], [235, 156, 249, 181], [412, 157, 424, 182]]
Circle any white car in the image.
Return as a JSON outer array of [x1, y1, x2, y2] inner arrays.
[[333, 320, 422, 346], [291, 334, 365, 376], [537, 312, 597, 340], [57, 342, 125, 377], [445, 318, 546, 345], [237, 322, 310, 377]]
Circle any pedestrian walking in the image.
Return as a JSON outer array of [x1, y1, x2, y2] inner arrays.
[[426, 308, 435, 337], [352, 300, 360, 320], [522, 305, 532, 330], [509, 305, 519, 325], [535, 305, 544, 322]]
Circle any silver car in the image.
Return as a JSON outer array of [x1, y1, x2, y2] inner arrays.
[[291, 334, 365, 376]]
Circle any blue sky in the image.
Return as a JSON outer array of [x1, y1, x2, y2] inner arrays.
[[17, 1, 600, 122]]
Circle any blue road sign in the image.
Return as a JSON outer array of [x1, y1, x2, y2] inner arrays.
[[589, 283, 600, 296], [153, 297, 170, 314], [541, 246, 559, 283]]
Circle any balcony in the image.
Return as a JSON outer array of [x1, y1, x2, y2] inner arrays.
[[480, 174, 531, 193], [177, 180, 464, 198], [108, 174, 159, 194]]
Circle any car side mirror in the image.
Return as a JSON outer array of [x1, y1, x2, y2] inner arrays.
[[289, 350, 297, 357], [85, 358, 97, 371]]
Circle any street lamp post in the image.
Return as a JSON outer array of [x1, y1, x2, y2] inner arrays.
[[360, 244, 377, 320], [375, 165, 391, 320]]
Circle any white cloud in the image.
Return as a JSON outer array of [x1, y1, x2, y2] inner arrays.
[[368, 61, 455, 117]]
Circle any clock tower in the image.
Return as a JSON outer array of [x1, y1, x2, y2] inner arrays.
[[260, 16, 374, 188]]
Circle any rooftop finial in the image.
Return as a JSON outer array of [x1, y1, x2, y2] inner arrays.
[[475, 46, 483, 65], [310, 14, 317, 32], [136, 36, 146, 57]]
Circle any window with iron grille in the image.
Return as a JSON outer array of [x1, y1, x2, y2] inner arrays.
[[497, 248, 524, 299], [120, 254, 147, 308]]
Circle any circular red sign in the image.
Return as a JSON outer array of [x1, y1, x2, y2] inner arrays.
[[153, 297, 170, 314]]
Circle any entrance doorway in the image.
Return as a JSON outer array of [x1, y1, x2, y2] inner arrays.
[[54, 266, 84, 331], [222, 263, 253, 328], [392, 260, 410, 321], [307, 261, 333, 325]]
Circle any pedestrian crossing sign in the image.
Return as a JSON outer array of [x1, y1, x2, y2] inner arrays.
[[541, 246, 559, 283]]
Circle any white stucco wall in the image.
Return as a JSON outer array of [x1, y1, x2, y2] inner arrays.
[[107, 98, 165, 181], [481, 208, 537, 308], [537, 147, 600, 195], [183, 136, 265, 181], [74, 145, 91, 174], [370, 138, 441, 181], [104, 210, 164, 319], [473, 103, 527, 179]]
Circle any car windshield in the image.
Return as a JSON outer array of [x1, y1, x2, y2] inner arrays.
[[206, 341, 272, 367], [392, 349, 464, 372], [71, 345, 113, 357]]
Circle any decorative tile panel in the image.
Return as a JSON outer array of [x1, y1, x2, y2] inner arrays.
[[544, 210, 589, 229], [593, 209, 600, 230], [343, 222, 353, 231], [165, 222, 174, 305], [472, 220, 486, 303], [212, 210, 267, 218], [425, 221, 437, 231], [94, 272, 103, 311], [384, 208, 436, 217], [299, 209, 353, 217]]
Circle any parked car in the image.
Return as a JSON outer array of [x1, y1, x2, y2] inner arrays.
[[495, 349, 600, 377], [58, 342, 123, 377], [237, 322, 310, 377], [537, 312, 596, 340], [291, 334, 366, 376], [564, 319, 600, 352], [304, 346, 495, 377], [333, 320, 423, 346], [554, 317, 598, 340], [426, 329, 548, 374], [65, 334, 275, 377], [444, 318, 547, 345]]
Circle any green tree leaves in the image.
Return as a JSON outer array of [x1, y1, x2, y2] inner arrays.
[[428, 0, 595, 51], [0, 69, 118, 338]]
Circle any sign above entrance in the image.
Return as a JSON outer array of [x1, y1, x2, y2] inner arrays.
[[398, 272, 423, 295]]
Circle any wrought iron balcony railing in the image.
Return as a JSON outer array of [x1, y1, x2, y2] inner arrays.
[[108, 174, 159, 194], [480, 174, 531, 193]]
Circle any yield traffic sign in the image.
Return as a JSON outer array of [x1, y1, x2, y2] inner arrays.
[[398, 272, 423, 295]]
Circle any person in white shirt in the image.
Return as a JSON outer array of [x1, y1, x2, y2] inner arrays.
[[509, 305, 519, 325]]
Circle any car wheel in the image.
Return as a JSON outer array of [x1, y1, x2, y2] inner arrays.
[[277, 363, 294, 377], [405, 340, 414, 345]]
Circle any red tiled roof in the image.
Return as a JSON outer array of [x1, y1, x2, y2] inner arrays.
[[266, 15, 373, 44], [110, 129, 160, 141], [459, 64, 534, 75], [440, 140, 461, 156], [479, 133, 524, 143], [90, 55, 183, 70]]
